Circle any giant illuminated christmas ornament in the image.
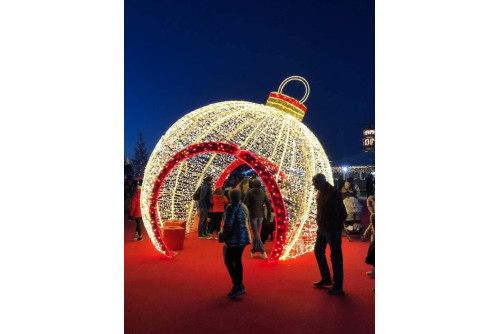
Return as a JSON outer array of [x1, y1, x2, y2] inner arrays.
[[141, 76, 332, 261]]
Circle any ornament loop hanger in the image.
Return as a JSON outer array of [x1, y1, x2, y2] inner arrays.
[[277, 76, 310, 104]]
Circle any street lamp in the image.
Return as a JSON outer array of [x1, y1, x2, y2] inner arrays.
[[342, 166, 348, 179]]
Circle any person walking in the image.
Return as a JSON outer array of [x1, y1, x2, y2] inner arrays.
[[197, 175, 213, 239], [312, 173, 347, 295], [218, 190, 252, 298], [243, 179, 273, 259], [130, 178, 144, 241]]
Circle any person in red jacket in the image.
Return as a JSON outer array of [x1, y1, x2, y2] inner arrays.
[[130, 179, 143, 241], [208, 188, 229, 238]]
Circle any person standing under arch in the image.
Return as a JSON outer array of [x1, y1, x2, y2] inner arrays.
[[243, 179, 273, 259], [197, 175, 213, 239], [209, 187, 228, 238]]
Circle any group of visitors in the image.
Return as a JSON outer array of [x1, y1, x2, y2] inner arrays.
[[233, 176, 275, 246], [216, 172, 375, 299], [192, 174, 274, 298], [195, 174, 274, 257], [124, 171, 375, 299]]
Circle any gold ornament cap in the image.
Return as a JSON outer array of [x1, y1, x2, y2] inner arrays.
[[266, 76, 309, 121]]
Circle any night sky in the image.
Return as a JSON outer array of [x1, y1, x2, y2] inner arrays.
[[125, 0, 374, 164]]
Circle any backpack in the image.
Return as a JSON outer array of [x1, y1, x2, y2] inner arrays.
[[193, 186, 201, 200]]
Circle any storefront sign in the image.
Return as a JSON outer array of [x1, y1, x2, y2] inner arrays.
[[362, 128, 375, 151]]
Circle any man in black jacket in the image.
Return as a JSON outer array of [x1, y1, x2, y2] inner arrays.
[[312, 173, 347, 295], [197, 176, 213, 239]]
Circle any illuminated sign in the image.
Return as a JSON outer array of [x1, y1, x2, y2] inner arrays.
[[362, 128, 375, 151]]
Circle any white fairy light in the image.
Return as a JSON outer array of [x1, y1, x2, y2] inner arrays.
[[140, 77, 333, 260]]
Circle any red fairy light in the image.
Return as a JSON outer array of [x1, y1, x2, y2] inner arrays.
[[147, 142, 288, 261]]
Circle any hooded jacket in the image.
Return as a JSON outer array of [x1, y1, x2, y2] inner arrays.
[[221, 202, 252, 248], [211, 194, 228, 213], [243, 181, 273, 219]]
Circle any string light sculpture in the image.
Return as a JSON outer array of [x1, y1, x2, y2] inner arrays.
[[141, 76, 333, 261]]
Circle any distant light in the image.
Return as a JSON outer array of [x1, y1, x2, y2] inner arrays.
[[342, 167, 348, 172]]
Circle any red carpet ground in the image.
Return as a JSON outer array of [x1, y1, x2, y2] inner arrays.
[[125, 201, 375, 334]]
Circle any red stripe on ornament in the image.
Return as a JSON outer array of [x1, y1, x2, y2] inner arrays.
[[268, 92, 307, 112]]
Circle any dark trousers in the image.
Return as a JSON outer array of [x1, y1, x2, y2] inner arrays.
[[260, 220, 275, 243], [198, 207, 209, 237], [208, 212, 223, 234], [365, 241, 375, 266], [135, 217, 143, 236], [224, 246, 246, 286], [314, 228, 344, 289]]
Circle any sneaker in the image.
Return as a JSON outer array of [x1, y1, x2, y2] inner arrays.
[[228, 285, 245, 298], [250, 252, 257, 258], [313, 279, 332, 287], [366, 268, 375, 277], [327, 287, 344, 295], [133, 232, 138, 241], [138, 236, 143, 241], [205, 235, 213, 240], [260, 252, 268, 259], [227, 285, 241, 296]]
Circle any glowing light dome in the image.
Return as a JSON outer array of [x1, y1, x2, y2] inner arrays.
[[141, 76, 332, 261]]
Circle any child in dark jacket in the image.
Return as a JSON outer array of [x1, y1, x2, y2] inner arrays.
[[219, 190, 251, 298]]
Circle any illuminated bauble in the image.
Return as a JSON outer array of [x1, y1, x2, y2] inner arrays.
[[141, 76, 332, 261]]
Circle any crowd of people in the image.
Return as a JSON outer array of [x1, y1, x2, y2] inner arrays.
[[124, 171, 375, 299], [190, 172, 375, 298], [191, 174, 275, 298]]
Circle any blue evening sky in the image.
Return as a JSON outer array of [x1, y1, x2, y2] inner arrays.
[[125, 0, 374, 164]]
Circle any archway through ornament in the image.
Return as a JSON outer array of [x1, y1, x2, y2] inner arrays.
[[147, 141, 288, 262], [214, 157, 289, 189]]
